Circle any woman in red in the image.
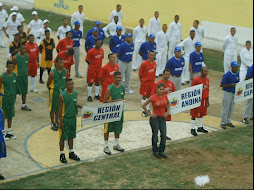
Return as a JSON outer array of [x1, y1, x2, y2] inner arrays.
[[142, 83, 170, 159]]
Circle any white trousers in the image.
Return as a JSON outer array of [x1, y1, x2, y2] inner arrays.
[[239, 69, 248, 82], [224, 51, 237, 73], [243, 98, 253, 119], [181, 54, 190, 83], [7, 35, 14, 59], [156, 48, 167, 76], [132, 42, 143, 70], [168, 40, 180, 59], [0, 30, 4, 47]]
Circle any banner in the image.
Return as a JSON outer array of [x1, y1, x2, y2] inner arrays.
[[234, 79, 253, 103], [81, 101, 124, 126], [168, 84, 203, 115]]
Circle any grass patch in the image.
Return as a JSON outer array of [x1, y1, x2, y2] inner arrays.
[[1, 125, 252, 189]]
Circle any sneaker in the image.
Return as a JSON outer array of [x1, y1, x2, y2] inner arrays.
[[60, 153, 67, 163], [87, 96, 93, 102], [21, 105, 32, 111], [221, 124, 227, 129], [39, 79, 44, 84], [51, 123, 58, 131], [160, 152, 167, 158], [125, 89, 134, 94], [227, 123, 235, 128], [103, 146, 112, 155], [166, 136, 171, 140], [5, 132, 16, 139], [94, 95, 101, 100], [75, 74, 83, 78], [30, 88, 38, 93], [142, 111, 148, 117], [0, 174, 4, 180], [181, 83, 185, 86], [153, 152, 161, 158], [155, 75, 159, 78], [69, 152, 80, 161], [191, 129, 198, 136], [132, 68, 137, 71], [159, 74, 163, 76], [242, 118, 249, 124], [113, 144, 125, 152], [197, 127, 209, 133], [4, 131, 9, 141]]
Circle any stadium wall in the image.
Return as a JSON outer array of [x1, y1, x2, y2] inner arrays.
[[34, 0, 253, 45], [1, 0, 34, 9]]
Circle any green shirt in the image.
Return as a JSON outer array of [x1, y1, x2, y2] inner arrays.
[[50, 68, 66, 91], [61, 90, 78, 118], [15, 53, 29, 76], [108, 83, 125, 100], [1, 72, 17, 96]]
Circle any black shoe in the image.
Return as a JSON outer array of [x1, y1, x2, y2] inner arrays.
[[153, 152, 161, 158], [69, 152, 80, 161], [181, 83, 185, 86], [132, 68, 136, 71], [51, 123, 58, 131], [166, 136, 171, 140], [227, 123, 235, 128], [242, 118, 249, 124], [221, 124, 227, 129], [87, 96, 93, 102], [0, 174, 4, 180], [39, 79, 44, 84], [155, 75, 159, 78], [160, 152, 167, 158], [60, 153, 67, 163], [197, 127, 208, 133], [94, 95, 101, 100], [159, 74, 162, 76], [21, 105, 32, 111], [191, 129, 198, 136]]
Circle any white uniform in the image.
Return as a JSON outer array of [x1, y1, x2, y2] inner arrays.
[[223, 34, 238, 73], [38, 27, 52, 41], [103, 22, 125, 38], [28, 19, 43, 45], [8, 12, 25, 23], [190, 26, 204, 43], [0, 9, 8, 47], [132, 25, 147, 70], [57, 25, 72, 40], [155, 30, 169, 76], [71, 11, 85, 33], [167, 21, 183, 58], [240, 47, 253, 82], [177, 37, 196, 83], [148, 17, 160, 35], [110, 10, 123, 23]]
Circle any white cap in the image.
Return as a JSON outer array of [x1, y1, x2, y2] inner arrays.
[[12, 12, 17, 16], [43, 19, 50, 24], [11, 6, 18, 11], [32, 11, 38, 15], [0, 3, 3, 6]]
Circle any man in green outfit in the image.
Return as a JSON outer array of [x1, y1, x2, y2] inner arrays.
[[47, 57, 66, 131], [0, 61, 17, 140], [58, 78, 82, 164], [12, 44, 31, 111], [103, 71, 125, 155]]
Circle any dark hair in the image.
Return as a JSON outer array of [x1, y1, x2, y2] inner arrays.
[[148, 50, 156, 54], [113, 71, 121, 77], [175, 15, 179, 18], [17, 25, 23, 30], [6, 61, 15, 66], [163, 69, 170, 74], [116, 4, 121, 7], [66, 31, 72, 36], [95, 38, 101, 43], [67, 48, 74, 55], [157, 83, 165, 89], [162, 24, 167, 27], [108, 53, 115, 58], [28, 34, 34, 39], [65, 78, 73, 83], [78, 5, 83, 8], [155, 11, 159, 14], [45, 29, 50, 34], [200, 66, 208, 72], [14, 33, 20, 37], [140, 18, 144, 21], [231, 27, 236, 30], [194, 20, 199, 25], [63, 18, 68, 21], [190, 30, 195, 34], [246, 40, 251, 45], [55, 57, 63, 63]]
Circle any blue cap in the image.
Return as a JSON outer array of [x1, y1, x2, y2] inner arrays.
[[149, 34, 155, 39], [125, 33, 132, 38], [116, 26, 122, 31], [174, 46, 181, 52], [231, 61, 239, 67], [92, 27, 99, 32], [74, 21, 80, 25], [195, 42, 202, 47], [94, 20, 100, 25]]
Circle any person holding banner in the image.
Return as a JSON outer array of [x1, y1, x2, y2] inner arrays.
[[220, 61, 240, 129], [58, 78, 82, 163], [103, 72, 125, 155], [142, 83, 170, 158], [190, 67, 209, 136], [139, 50, 157, 117], [242, 65, 253, 124]]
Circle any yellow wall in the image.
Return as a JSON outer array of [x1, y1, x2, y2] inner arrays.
[[35, 0, 253, 38]]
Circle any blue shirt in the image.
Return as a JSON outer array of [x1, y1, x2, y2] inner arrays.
[[246, 65, 253, 79], [85, 35, 104, 51], [221, 70, 239, 93], [139, 41, 157, 60], [86, 28, 105, 41], [165, 56, 185, 76], [190, 51, 204, 73], [118, 42, 134, 62], [0, 109, 4, 131], [109, 35, 125, 53], [71, 29, 82, 47]]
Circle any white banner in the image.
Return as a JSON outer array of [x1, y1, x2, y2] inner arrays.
[[168, 84, 203, 115], [234, 79, 253, 103], [81, 101, 124, 126]]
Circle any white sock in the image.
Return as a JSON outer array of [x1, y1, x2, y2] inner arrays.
[[95, 86, 100, 96], [22, 104, 26, 107], [198, 118, 203, 128], [7, 128, 11, 132], [87, 86, 92, 97], [104, 140, 108, 148], [114, 138, 119, 146], [31, 77, 35, 89], [141, 99, 146, 112], [191, 119, 196, 129], [69, 149, 74, 153], [60, 151, 64, 154]]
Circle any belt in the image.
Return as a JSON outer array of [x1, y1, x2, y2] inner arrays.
[[171, 75, 181, 78]]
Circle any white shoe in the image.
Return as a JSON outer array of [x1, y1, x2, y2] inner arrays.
[[125, 89, 134, 94], [30, 88, 38, 93]]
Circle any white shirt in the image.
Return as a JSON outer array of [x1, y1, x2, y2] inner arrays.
[[57, 25, 72, 40], [71, 11, 85, 27], [110, 10, 123, 23], [0, 9, 8, 27], [223, 34, 238, 53], [177, 37, 196, 56], [103, 22, 125, 38], [155, 30, 169, 50], [3, 19, 21, 36], [133, 25, 147, 44], [38, 27, 52, 40], [167, 21, 182, 42], [28, 19, 43, 37], [148, 17, 161, 35], [8, 12, 25, 23], [240, 47, 253, 70], [190, 26, 204, 42]]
